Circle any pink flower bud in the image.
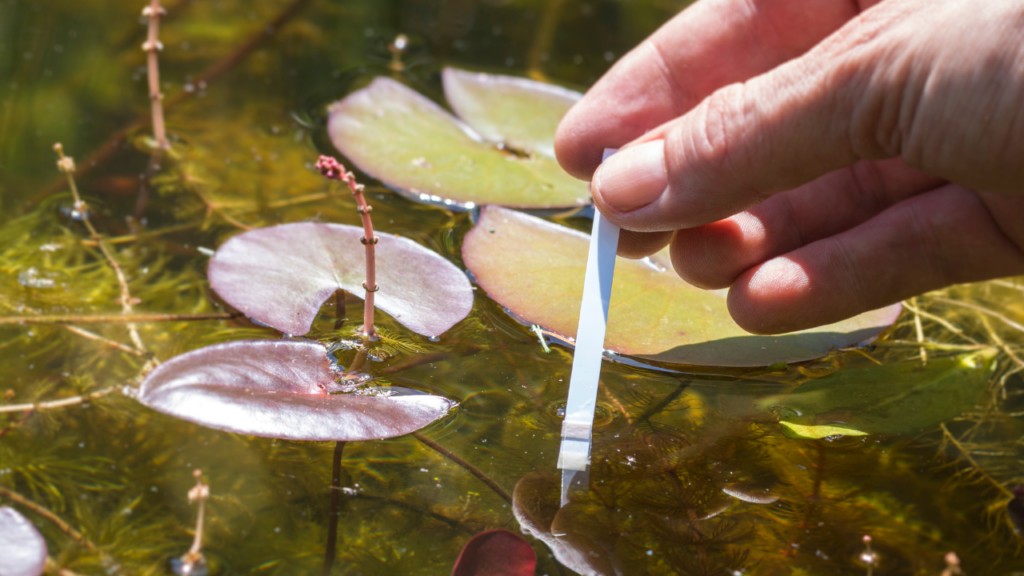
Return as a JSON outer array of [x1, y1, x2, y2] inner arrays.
[[315, 155, 347, 181]]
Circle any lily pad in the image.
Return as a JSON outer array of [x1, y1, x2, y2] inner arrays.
[[0, 507, 47, 576], [442, 67, 580, 159], [138, 340, 455, 442], [208, 222, 473, 337], [461, 206, 902, 367], [327, 75, 590, 209], [451, 530, 537, 576], [758, 348, 997, 439]]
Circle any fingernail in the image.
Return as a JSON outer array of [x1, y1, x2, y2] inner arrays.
[[593, 139, 668, 212]]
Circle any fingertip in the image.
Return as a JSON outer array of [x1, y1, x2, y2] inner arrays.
[[554, 107, 605, 181], [727, 257, 812, 335]]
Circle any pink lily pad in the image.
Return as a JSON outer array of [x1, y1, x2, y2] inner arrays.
[[207, 222, 473, 337], [462, 206, 901, 367], [0, 507, 47, 576], [138, 340, 455, 442], [451, 529, 537, 576]]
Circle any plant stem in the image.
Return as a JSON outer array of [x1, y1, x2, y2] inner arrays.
[[931, 296, 1024, 334], [525, 0, 567, 80], [0, 386, 119, 415], [63, 326, 146, 357], [143, 0, 169, 150], [0, 485, 96, 550], [0, 312, 238, 325], [333, 289, 347, 330], [54, 144, 147, 353], [353, 187, 376, 338], [179, 469, 210, 572], [909, 296, 928, 364], [23, 0, 316, 213], [323, 441, 346, 576], [315, 156, 376, 337], [413, 432, 511, 504]]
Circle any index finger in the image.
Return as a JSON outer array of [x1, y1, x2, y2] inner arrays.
[[554, 0, 874, 180]]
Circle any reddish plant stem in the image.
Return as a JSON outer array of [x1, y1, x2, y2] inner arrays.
[[412, 432, 512, 504], [142, 0, 170, 150], [23, 0, 315, 213], [316, 156, 376, 337], [323, 441, 346, 576], [354, 187, 376, 337]]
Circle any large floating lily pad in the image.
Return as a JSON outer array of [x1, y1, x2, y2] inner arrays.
[[462, 207, 902, 367], [442, 67, 580, 159], [0, 507, 47, 576], [327, 75, 589, 209], [757, 349, 997, 439], [138, 340, 455, 442], [208, 222, 473, 337]]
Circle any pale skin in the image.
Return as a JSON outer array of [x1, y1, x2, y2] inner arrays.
[[555, 0, 1024, 335]]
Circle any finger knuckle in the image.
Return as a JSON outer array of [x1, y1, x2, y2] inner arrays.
[[669, 83, 752, 185]]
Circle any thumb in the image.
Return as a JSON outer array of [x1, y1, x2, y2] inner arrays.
[[590, 8, 901, 232]]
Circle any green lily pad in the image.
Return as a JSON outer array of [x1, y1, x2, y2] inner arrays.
[[327, 75, 590, 209], [461, 206, 902, 367], [759, 349, 998, 438], [442, 67, 580, 159]]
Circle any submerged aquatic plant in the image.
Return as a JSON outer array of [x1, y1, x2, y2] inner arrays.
[[3, 2, 1024, 571], [758, 348, 998, 439]]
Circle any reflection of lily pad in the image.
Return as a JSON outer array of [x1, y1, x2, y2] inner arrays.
[[462, 206, 901, 367], [138, 340, 455, 442], [443, 67, 580, 158], [208, 222, 473, 337], [512, 472, 624, 576], [759, 349, 997, 438], [327, 75, 589, 209]]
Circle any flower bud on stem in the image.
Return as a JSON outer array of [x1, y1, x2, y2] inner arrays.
[[316, 156, 377, 338]]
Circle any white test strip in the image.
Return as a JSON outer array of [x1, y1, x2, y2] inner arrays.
[[557, 148, 620, 477]]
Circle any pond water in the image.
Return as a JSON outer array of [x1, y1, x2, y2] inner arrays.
[[2, 0, 1024, 574]]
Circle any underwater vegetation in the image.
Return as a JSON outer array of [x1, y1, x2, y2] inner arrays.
[[2, 0, 1024, 575]]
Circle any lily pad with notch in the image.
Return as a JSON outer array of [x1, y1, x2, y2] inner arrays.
[[461, 206, 902, 367], [208, 222, 473, 338], [327, 71, 589, 209], [442, 67, 579, 159], [138, 340, 455, 442]]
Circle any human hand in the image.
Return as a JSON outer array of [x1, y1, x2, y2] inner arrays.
[[555, 0, 1024, 334]]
